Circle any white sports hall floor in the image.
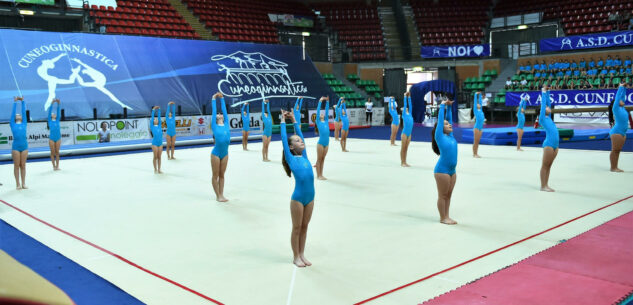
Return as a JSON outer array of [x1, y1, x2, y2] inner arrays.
[[1, 137, 632, 305]]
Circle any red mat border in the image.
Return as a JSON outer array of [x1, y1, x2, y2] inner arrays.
[[354, 194, 633, 304], [0, 199, 224, 305]]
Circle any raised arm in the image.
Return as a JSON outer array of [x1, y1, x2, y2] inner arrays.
[[11, 100, 17, 125], [294, 118, 308, 158], [220, 97, 228, 118], [150, 108, 156, 129], [615, 84, 626, 109], [299, 97, 304, 111], [540, 91, 548, 118], [280, 115, 293, 166], [336, 97, 343, 109], [211, 98, 217, 127], [21, 100, 26, 123], [446, 100, 453, 126], [316, 98, 323, 121], [294, 97, 301, 112], [157, 108, 162, 124], [241, 103, 246, 116], [435, 103, 446, 141], [246, 103, 250, 117], [57, 101, 61, 120], [266, 100, 271, 118], [48, 101, 54, 123], [325, 99, 330, 120]]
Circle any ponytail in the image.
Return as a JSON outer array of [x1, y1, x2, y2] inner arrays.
[[281, 136, 295, 177], [608, 100, 615, 127], [431, 122, 440, 155]]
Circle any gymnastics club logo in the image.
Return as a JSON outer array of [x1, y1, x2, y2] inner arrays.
[[17, 43, 132, 110], [211, 51, 310, 105], [432, 48, 441, 56], [520, 93, 532, 105], [560, 38, 573, 50]]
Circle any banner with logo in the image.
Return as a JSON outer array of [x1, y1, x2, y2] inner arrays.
[[225, 113, 263, 133], [307, 109, 334, 126], [73, 118, 150, 144], [268, 14, 314, 28], [0, 122, 74, 150], [540, 31, 633, 53], [16, 0, 54, 5], [421, 45, 490, 58], [553, 105, 610, 124], [0, 29, 335, 122], [505, 89, 633, 106], [65, 0, 116, 8]]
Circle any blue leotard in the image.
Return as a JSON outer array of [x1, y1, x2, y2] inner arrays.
[[434, 103, 458, 175], [212, 97, 230, 159], [241, 103, 250, 132], [165, 103, 176, 137], [340, 102, 350, 131], [316, 99, 330, 147], [334, 98, 342, 122], [293, 97, 303, 123], [516, 98, 526, 130], [540, 91, 559, 150], [610, 85, 629, 137], [281, 121, 315, 206], [48, 103, 61, 142], [262, 101, 273, 137], [389, 97, 400, 126], [10, 100, 28, 152], [474, 93, 484, 130], [402, 96, 413, 137], [149, 108, 163, 146]]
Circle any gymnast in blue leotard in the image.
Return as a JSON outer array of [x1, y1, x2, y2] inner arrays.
[[431, 99, 458, 225], [333, 97, 342, 141], [339, 98, 350, 152], [261, 99, 273, 162], [539, 85, 559, 192], [149, 106, 164, 174], [48, 98, 62, 170], [165, 101, 177, 160], [11, 96, 28, 190], [389, 97, 400, 145], [293, 97, 304, 123], [401, 92, 414, 167], [211, 93, 230, 202], [280, 109, 315, 268], [516, 97, 527, 151], [473, 91, 484, 157], [241, 102, 250, 150], [608, 82, 628, 172], [315, 97, 330, 180]]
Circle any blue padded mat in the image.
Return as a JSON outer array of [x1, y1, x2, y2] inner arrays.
[[463, 135, 544, 146], [462, 127, 545, 139]]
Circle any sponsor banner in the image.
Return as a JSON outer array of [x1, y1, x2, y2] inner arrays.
[[553, 105, 609, 124], [66, 0, 116, 8], [73, 118, 149, 144], [0, 122, 74, 150], [505, 89, 633, 106], [307, 109, 334, 126], [16, 0, 54, 5], [268, 14, 314, 27], [226, 112, 263, 132], [421, 44, 490, 58], [0, 29, 335, 121], [540, 30, 633, 53], [346, 108, 385, 126], [160, 115, 211, 137]]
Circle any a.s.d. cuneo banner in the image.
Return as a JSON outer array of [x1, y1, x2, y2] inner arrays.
[[0, 29, 335, 122], [505, 89, 633, 106], [540, 30, 633, 53], [421, 45, 490, 58]]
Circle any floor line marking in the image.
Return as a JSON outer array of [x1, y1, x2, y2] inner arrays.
[[286, 266, 298, 305]]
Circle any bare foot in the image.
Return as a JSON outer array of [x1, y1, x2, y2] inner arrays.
[[171, 157, 176, 160], [473, 154, 481, 158], [440, 218, 457, 225], [293, 257, 306, 267], [335, 138, 340, 141], [517, 148, 524, 151], [300, 255, 312, 266], [391, 143, 397, 146], [158, 170, 163, 174], [401, 163, 411, 167], [243, 148, 248, 151], [21, 185, 28, 190], [263, 159, 271, 162], [611, 168, 624, 172], [541, 186, 555, 192], [313, 164, 317, 168], [217, 196, 229, 202], [343, 149, 349, 152], [317, 176, 327, 180], [16, 185, 21, 190], [154, 170, 158, 174]]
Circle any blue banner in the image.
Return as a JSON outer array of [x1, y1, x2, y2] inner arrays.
[[505, 89, 633, 106], [540, 31, 633, 53], [0, 29, 334, 121], [421, 45, 490, 58]]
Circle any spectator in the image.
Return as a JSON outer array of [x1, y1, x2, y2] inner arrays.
[[520, 77, 528, 89], [628, 10, 633, 30], [624, 56, 632, 67], [505, 77, 512, 89], [540, 60, 547, 71], [597, 57, 604, 68], [606, 55, 614, 67], [571, 60, 578, 69], [579, 58, 587, 69], [614, 55, 622, 67], [589, 58, 596, 68], [581, 79, 593, 89], [365, 97, 373, 125]]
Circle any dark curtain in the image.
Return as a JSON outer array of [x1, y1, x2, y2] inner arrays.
[[410, 80, 457, 123]]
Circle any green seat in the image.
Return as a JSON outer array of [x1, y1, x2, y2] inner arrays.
[[493, 96, 500, 103], [526, 74, 534, 81], [374, 93, 381, 99], [511, 75, 520, 81], [483, 70, 491, 76], [484, 76, 492, 83], [490, 69, 498, 77], [500, 96, 505, 104], [612, 78, 621, 85], [477, 83, 485, 90], [347, 74, 359, 81], [497, 88, 506, 96]]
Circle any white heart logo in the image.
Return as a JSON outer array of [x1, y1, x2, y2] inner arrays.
[[473, 46, 484, 55]]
